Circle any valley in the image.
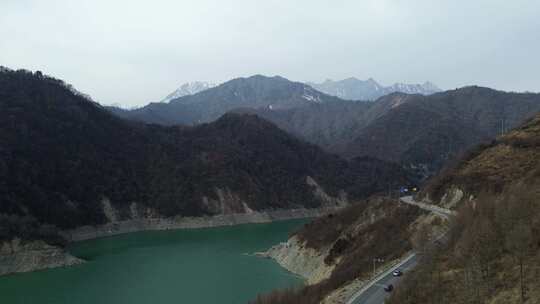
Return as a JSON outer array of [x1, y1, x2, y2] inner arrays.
[[2, 2, 540, 303], [1, 54, 540, 304], [0, 68, 411, 275]]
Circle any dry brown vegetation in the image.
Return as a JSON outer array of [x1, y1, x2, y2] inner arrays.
[[423, 114, 540, 203], [388, 182, 540, 304], [388, 114, 540, 303], [249, 197, 425, 304]]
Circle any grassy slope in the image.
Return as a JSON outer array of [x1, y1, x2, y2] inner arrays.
[[423, 114, 540, 203]]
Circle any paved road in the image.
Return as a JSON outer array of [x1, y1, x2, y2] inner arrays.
[[399, 195, 456, 219], [346, 196, 453, 304], [348, 254, 418, 304]]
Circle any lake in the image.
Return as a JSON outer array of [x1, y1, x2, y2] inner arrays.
[[0, 219, 307, 304]]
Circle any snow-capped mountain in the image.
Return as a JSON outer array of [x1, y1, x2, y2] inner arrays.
[[386, 81, 440, 95], [118, 75, 343, 125], [307, 78, 441, 101], [160, 81, 217, 103]]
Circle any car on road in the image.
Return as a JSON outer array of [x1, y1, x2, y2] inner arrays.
[[392, 269, 403, 277], [384, 284, 394, 292]]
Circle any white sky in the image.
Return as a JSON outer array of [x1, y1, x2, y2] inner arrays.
[[1, 0, 539, 107]]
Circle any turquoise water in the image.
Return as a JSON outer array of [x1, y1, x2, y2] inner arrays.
[[0, 219, 307, 304]]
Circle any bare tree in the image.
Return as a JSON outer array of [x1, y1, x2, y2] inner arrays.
[[505, 221, 532, 303], [412, 224, 431, 256]]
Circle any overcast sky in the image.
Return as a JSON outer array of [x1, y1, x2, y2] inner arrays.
[[1, 0, 539, 107]]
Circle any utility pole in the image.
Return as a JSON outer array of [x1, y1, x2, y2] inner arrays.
[[448, 136, 452, 159], [373, 258, 384, 278], [500, 118, 507, 136]]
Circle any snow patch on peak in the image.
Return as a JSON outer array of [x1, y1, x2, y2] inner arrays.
[[388, 82, 441, 95], [160, 81, 217, 103], [302, 87, 322, 103]]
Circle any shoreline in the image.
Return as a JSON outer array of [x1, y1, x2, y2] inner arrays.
[[254, 235, 334, 285], [61, 207, 341, 242], [0, 239, 84, 277], [1, 207, 340, 277]]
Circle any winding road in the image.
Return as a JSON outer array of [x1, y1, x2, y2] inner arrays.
[[399, 195, 456, 219], [345, 196, 453, 304]]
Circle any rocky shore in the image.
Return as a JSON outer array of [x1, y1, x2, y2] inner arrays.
[[0, 239, 84, 276], [256, 235, 334, 285]]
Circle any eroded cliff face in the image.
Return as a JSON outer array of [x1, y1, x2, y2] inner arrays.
[[438, 186, 467, 208], [257, 200, 392, 286], [306, 176, 348, 208], [424, 186, 472, 209], [253, 198, 426, 304], [257, 235, 335, 285], [201, 187, 256, 215], [0, 239, 83, 276], [62, 176, 349, 242]]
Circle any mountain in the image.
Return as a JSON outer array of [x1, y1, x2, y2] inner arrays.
[[386, 81, 440, 95], [386, 113, 540, 304], [251, 113, 540, 304], [307, 77, 441, 100], [235, 100, 373, 148], [306, 78, 385, 100], [159, 81, 217, 103], [250, 105, 540, 304], [246, 87, 540, 177], [0, 68, 412, 244], [108, 75, 540, 179], [111, 75, 344, 125], [338, 88, 540, 175], [422, 112, 540, 204]]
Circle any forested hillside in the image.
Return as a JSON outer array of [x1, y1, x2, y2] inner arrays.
[[251, 87, 540, 177], [0, 68, 411, 243], [339, 88, 540, 174]]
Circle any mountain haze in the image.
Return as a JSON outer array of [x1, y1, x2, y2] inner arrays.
[[307, 77, 441, 100]]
